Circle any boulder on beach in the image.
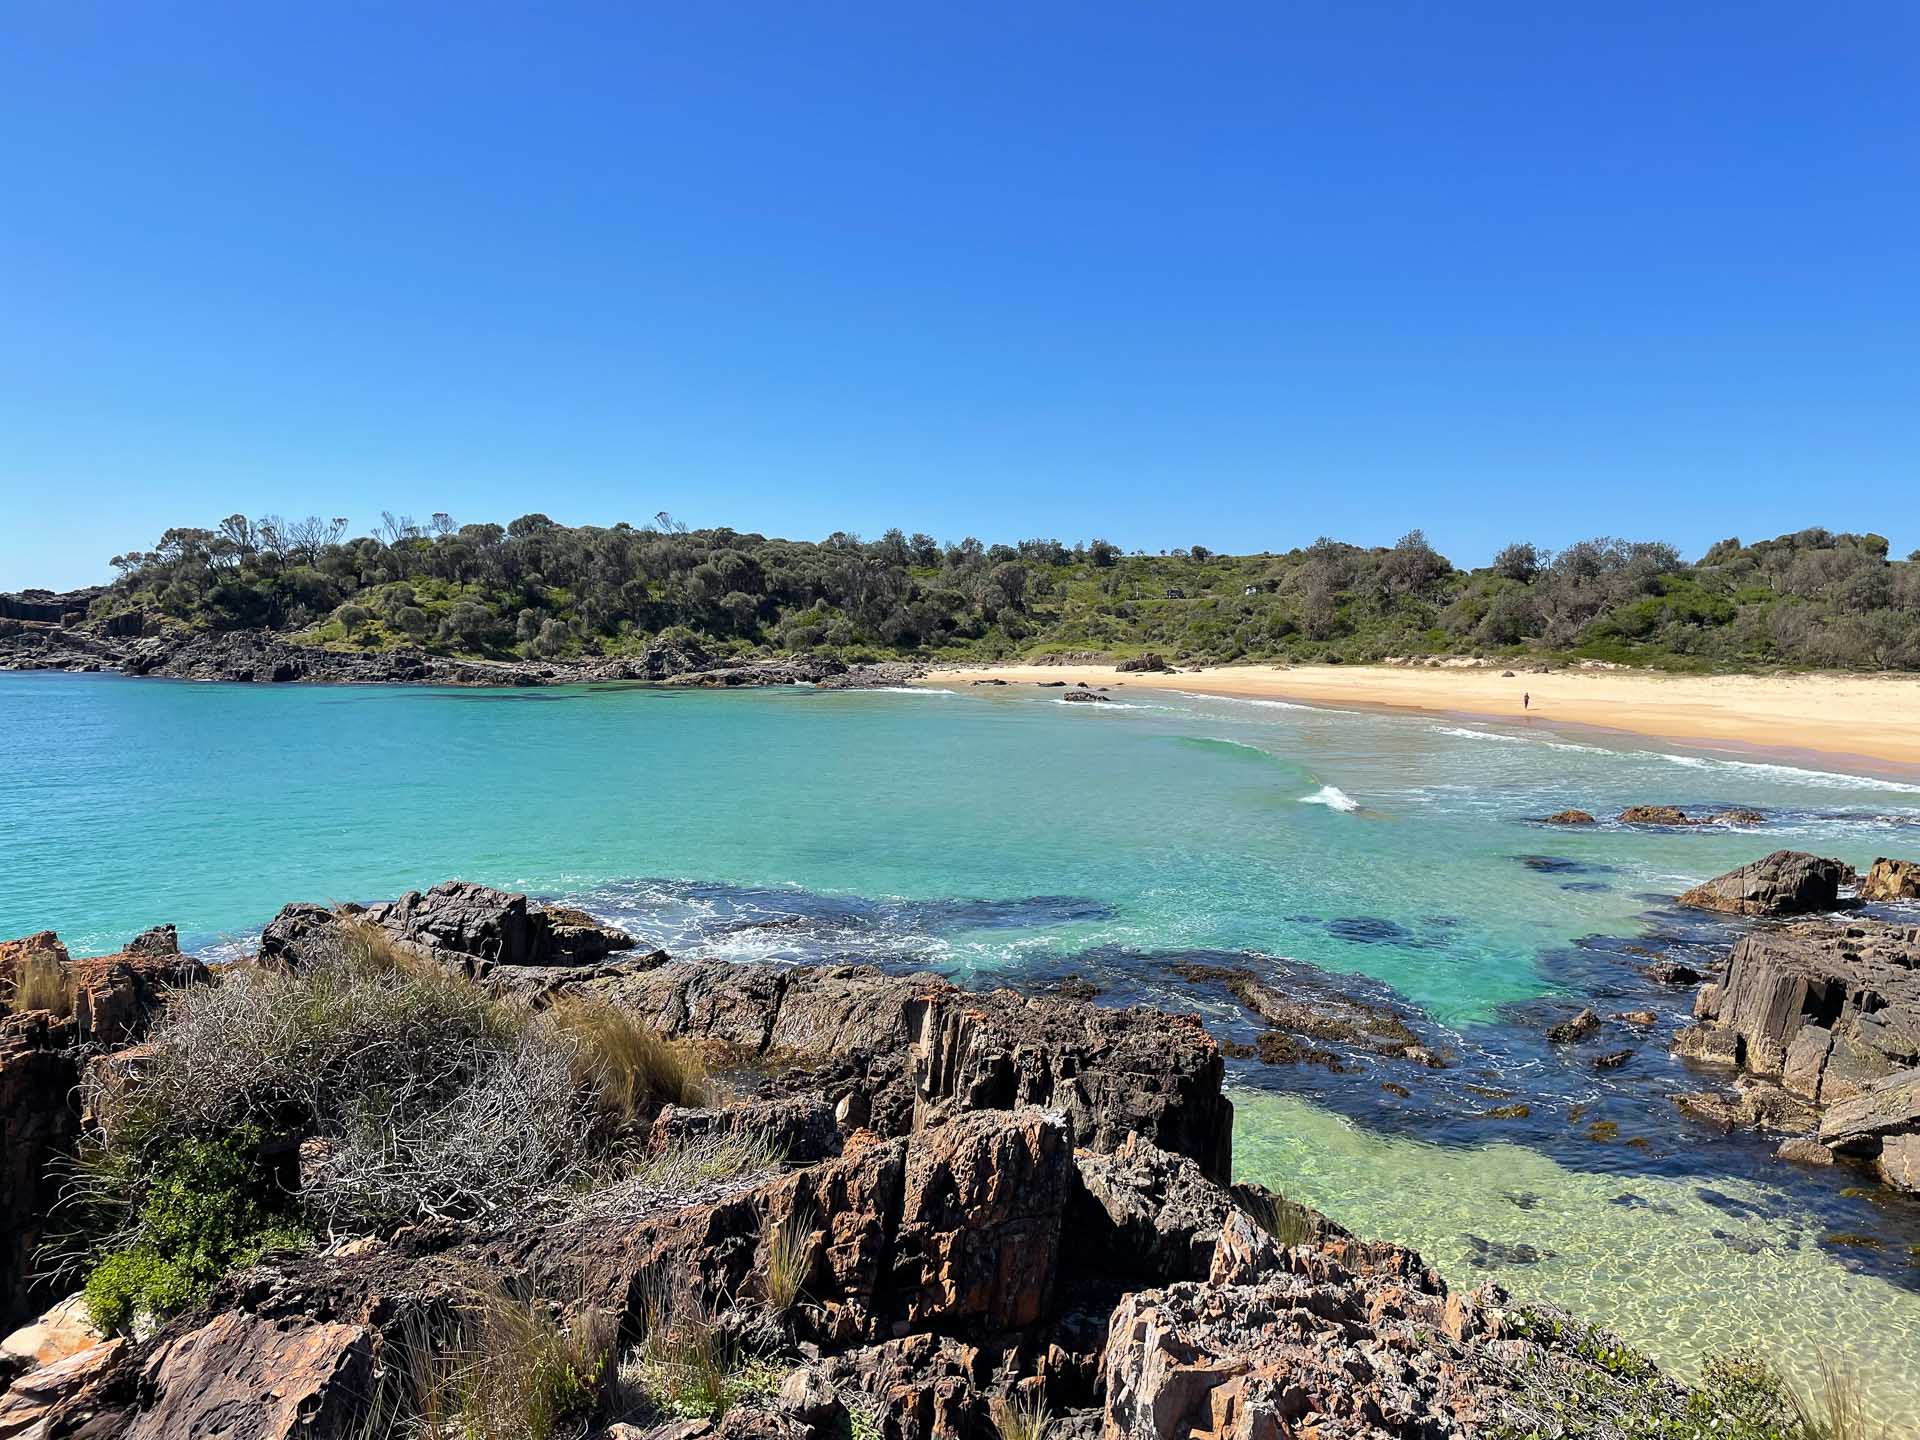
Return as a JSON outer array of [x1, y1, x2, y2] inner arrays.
[[1677, 850, 1851, 917]]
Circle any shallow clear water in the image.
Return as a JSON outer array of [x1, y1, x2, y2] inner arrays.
[[3, 671, 1918, 1415]]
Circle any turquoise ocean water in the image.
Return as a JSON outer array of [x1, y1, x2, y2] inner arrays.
[[4, 671, 1919, 1417]]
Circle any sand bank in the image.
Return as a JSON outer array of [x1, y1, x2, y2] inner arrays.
[[924, 663, 1920, 773]]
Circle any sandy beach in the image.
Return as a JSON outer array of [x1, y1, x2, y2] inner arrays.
[[925, 663, 1920, 773]]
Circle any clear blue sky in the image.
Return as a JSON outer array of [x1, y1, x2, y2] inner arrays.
[[3, 2, 1916, 588]]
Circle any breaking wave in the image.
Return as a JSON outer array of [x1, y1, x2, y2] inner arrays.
[[1300, 784, 1359, 812]]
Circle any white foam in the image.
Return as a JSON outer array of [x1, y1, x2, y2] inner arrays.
[[1650, 751, 1920, 793], [1300, 784, 1359, 812], [1431, 725, 1608, 756], [1055, 698, 1140, 709]]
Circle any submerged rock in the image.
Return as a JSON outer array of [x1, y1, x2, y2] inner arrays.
[[1540, 809, 1596, 825]]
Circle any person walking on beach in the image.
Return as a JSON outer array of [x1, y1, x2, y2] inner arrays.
[[1523, 692, 1530, 711]]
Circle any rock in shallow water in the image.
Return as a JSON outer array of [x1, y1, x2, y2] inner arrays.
[[1677, 850, 1851, 917]]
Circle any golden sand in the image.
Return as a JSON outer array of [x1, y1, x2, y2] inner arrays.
[[925, 662, 1920, 771]]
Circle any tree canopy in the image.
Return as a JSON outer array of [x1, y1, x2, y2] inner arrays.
[[93, 514, 1920, 671]]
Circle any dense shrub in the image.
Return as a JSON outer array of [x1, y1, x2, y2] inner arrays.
[[98, 513, 1920, 670], [65, 922, 697, 1331]]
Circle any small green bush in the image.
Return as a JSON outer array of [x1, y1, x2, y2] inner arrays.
[[83, 1247, 195, 1334], [79, 1128, 307, 1333]]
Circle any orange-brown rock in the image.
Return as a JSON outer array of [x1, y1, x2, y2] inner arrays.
[[1, 1294, 102, 1371], [127, 1311, 371, 1440], [0, 1336, 128, 1437], [1859, 856, 1920, 902]]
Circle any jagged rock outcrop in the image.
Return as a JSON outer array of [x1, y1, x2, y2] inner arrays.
[[257, 882, 636, 973], [1677, 850, 1851, 917], [1067, 1134, 1241, 1287], [1101, 1248, 1533, 1440], [1615, 806, 1765, 827], [0, 1335, 129, 1435], [0, 887, 1713, 1438], [0, 1011, 80, 1330], [575, 959, 1234, 1183], [1859, 857, 1920, 902], [0, 588, 103, 624], [0, 929, 209, 1327], [1674, 917, 1920, 1190], [892, 1109, 1071, 1334], [1540, 810, 1594, 825]]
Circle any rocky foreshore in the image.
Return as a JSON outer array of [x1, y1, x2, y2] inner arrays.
[[0, 617, 924, 691], [1668, 850, 1920, 1195], [0, 882, 1741, 1439]]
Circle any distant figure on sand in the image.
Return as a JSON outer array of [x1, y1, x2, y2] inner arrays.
[[1523, 692, 1530, 710]]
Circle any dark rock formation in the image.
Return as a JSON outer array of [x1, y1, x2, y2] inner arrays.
[[257, 882, 635, 974], [1060, 689, 1110, 703], [0, 588, 105, 623], [1677, 850, 1851, 917], [1540, 810, 1595, 825], [0, 620, 923, 692], [577, 959, 1235, 1183], [1115, 653, 1169, 673], [0, 1011, 80, 1331], [1546, 1008, 1600, 1044], [1168, 961, 1440, 1072]]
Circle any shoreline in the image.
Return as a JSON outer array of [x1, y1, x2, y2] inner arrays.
[[922, 661, 1920, 778]]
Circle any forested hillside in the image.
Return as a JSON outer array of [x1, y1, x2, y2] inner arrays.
[[90, 513, 1920, 670]]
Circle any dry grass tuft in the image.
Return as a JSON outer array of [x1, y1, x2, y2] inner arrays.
[[1793, 1354, 1888, 1440], [990, 1388, 1053, 1440], [5, 948, 73, 1017], [454, 1290, 615, 1440], [1238, 1187, 1316, 1248], [616, 1274, 780, 1422], [545, 995, 709, 1116], [354, 1289, 613, 1440], [762, 1202, 816, 1312]]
